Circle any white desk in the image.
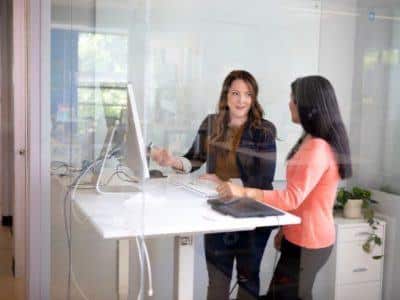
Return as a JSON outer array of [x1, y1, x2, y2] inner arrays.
[[73, 178, 301, 300]]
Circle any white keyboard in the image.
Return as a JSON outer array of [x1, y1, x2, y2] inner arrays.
[[181, 179, 219, 198]]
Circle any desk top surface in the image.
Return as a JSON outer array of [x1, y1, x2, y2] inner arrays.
[[73, 177, 301, 240]]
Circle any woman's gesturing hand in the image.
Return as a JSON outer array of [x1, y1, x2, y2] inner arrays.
[[150, 147, 176, 167]]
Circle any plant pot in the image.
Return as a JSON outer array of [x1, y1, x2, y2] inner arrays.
[[343, 199, 363, 219]]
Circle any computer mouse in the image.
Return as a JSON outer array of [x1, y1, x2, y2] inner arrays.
[[149, 169, 166, 178]]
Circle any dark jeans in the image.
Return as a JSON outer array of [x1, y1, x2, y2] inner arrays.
[[262, 238, 333, 300], [205, 227, 272, 300]]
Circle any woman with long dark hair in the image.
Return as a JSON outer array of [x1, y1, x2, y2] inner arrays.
[[217, 75, 352, 300], [151, 70, 277, 299]]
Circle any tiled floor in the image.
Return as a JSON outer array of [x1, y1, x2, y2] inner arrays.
[[0, 225, 25, 300]]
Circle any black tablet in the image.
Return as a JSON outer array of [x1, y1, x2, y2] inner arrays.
[[208, 197, 284, 218]]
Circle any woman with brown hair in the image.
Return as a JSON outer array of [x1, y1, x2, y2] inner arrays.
[[151, 70, 277, 299]]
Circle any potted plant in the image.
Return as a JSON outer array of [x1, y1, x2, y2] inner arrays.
[[336, 187, 383, 259], [337, 187, 368, 218]]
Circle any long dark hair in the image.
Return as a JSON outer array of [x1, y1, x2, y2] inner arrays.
[[287, 76, 352, 179], [212, 70, 267, 141]]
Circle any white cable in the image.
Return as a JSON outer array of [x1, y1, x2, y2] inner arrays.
[[70, 143, 120, 200], [135, 237, 145, 300], [65, 158, 108, 300], [140, 237, 154, 297], [96, 121, 119, 195], [65, 160, 99, 300], [71, 160, 98, 200]]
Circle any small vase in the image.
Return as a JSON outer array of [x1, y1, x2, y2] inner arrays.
[[343, 199, 363, 219]]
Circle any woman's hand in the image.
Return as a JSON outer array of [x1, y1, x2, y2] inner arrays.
[[199, 173, 223, 185], [217, 182, 265, 201], [150, 147, 177, 168], [216, 181, 246, 198]]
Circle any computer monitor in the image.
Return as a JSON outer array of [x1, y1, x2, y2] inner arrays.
[[94, 83, 149, 194], [125, 83, 150, 181]]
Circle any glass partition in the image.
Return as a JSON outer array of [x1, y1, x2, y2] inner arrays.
[[318, 2, 400, 300], [50, 1, 134, 299], [46, 0, 400, 300], [349, 3, 400, 194]]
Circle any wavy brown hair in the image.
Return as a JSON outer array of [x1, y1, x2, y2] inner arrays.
[[211, 70, 265, 142]]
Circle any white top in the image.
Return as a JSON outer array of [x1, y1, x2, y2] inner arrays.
[[73, 177, 301, 240]]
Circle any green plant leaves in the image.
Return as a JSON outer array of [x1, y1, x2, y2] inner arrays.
[[336, 188, 352, 207], [352, 187, 372, 200], [374, 236, 382, 246], [373, 255, 383, 260], [336, 186, 373, 207], [362, 242, 371, 253]]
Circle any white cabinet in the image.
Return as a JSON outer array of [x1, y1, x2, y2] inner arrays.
[[335, 282, 382, 300], [314, 216, 386, 300]]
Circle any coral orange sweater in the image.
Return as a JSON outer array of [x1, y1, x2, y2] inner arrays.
[[263, 137, 340, 249]]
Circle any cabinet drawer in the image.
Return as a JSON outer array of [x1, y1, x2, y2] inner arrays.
[[338, 224, 384, 243], [337, 242, 383, 284], [335, 281, 381, 300]]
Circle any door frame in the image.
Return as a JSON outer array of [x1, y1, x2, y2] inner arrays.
[[13, 0, 51, 299], [12, 0, 27, 282], [28, 0, 51, 298]]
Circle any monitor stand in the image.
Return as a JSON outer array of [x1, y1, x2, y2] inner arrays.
[[95, 121, 141, 195]]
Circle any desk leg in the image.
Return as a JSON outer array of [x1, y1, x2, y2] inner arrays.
[[174, 235, 195, 300], [118, 240, 130, 300]]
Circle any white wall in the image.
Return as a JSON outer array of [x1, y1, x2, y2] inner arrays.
[[130, 0, 321, 181], [318, 0, 358, 129]]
